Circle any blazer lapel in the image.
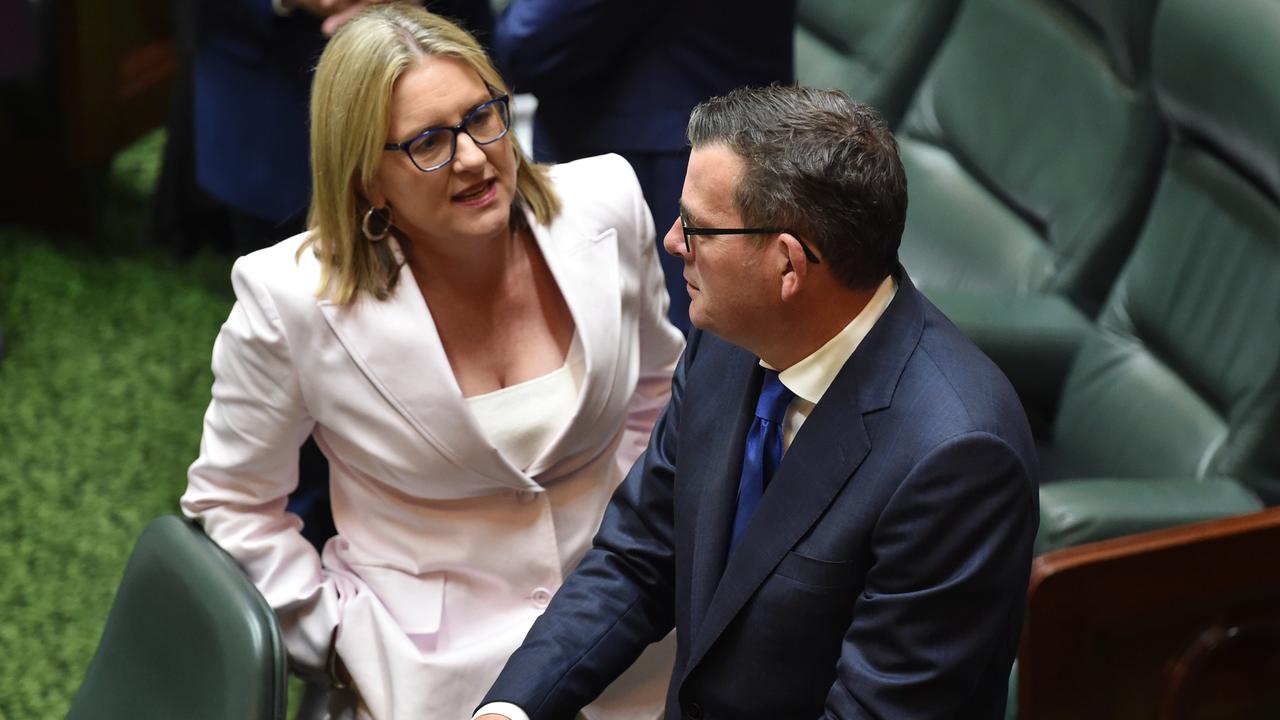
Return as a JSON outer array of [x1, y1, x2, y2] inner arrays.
[[318, 247, 533, 490], [683, 271, 926, 679], [523, 209, 621, 476], [684, 351, 761, 636]]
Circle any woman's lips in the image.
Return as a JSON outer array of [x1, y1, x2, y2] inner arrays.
[[452, 179, 496, 206]]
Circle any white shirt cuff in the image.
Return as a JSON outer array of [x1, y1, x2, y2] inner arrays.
[[474, 701, 532, 720]]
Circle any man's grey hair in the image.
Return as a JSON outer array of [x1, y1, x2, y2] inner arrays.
[[686, 85, 907, 290]]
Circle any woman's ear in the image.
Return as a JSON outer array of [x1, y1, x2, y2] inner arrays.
[[363, 171, 387, 210], [778, 232, 810, 302]]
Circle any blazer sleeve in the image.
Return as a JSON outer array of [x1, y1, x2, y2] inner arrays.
[[180, 255, 350, 676], [824, 432, 1038, 719], [480, 331, 699, 719], [616, 157, 684, 470]]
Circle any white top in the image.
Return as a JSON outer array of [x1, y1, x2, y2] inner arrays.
[[466, 333, 586, 471]]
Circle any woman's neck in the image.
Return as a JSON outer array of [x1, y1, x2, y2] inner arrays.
[[404, 224, 524, 305]]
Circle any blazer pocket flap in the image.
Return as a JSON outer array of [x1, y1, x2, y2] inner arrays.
[[357, 566, 444, 635], [774, 550, 859, 588]]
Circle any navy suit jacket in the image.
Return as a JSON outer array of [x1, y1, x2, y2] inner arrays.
[[493, 0, 795, 333], [193, 0, 492, 224], [483, 273, 1039, 719], [494, 0, 795, 161]]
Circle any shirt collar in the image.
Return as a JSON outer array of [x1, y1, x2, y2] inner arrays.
[[763, 275, 898, 405]]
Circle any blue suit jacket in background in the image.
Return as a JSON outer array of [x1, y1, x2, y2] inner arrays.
[[493, 0, 796, 333], [193, 0, 493, 225], [483, 272, 1040, 719], [493, 0, 796, 160]]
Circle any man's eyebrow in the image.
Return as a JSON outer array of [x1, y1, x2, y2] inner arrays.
[[678, 200, 700, 226]]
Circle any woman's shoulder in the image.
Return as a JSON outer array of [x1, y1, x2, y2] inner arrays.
[[547, 153, 642, 200], [230, 230, 326, 312], [544, 154, 645, 231]]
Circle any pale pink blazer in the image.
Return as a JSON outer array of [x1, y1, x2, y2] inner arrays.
[[182, 155, 685, 719]]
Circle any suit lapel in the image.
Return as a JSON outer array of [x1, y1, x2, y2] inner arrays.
[[682, 271, 926, 679], [522, 208, 621, 476], [318, 251, 533, 489], [318, 206, 622, 486], [684, 352, 760, 635]]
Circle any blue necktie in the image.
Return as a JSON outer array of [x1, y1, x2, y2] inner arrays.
[[729, 369, 795, 554]]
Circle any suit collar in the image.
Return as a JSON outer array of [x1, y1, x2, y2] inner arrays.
[[683, 268, 926, 678], [316, 206, 621, 488]]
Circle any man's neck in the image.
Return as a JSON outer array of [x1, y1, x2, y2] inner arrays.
[[754, 283, 880, 370]]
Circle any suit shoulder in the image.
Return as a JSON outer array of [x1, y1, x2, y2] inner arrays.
[[230, 231, 324, 315], [899, 304, 1030, 446], [544, 154, 648, 243], [547, 154, 643, 209]]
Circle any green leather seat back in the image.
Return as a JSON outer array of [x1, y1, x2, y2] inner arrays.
[[897, 0, 1164, 313], [794, 0, 961, 127], [1052, 0, 1280, 503], [68, 516, 287, 720]]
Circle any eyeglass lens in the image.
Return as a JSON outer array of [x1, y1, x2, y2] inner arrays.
[[408, 99, 509, 171]]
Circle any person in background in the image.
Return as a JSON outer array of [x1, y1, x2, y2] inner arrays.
[[181, 4, 682, 718], [493, 0, 797, 333], [477, 85, 1038, 720]]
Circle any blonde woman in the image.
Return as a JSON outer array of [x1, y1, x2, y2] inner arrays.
[[180, 4, 683, 718]]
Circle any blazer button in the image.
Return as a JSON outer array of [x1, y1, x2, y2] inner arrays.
[[516, 489, 538, 504], [531, 587, 552, 607], [685, 702, 704, 719]]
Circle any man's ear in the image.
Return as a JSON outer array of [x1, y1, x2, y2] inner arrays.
[[778, 232, 810, 301]]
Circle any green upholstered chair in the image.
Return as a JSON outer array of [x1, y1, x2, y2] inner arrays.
[[68, 515, 288, 720], [793, 0, 961, 128], [895, 0, 1166, 419], [1034, 0, 1280, 553]]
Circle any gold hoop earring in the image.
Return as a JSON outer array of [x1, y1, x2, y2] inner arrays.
[[362, 206, 392, 242]]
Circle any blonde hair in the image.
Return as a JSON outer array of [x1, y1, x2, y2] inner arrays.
[[303, 2, 560, 304]]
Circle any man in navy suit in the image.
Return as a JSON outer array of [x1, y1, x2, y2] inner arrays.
[[477, 86, 1039, 720], [493, 0, 797, 333]]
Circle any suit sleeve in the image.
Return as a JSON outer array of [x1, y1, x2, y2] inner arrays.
[[180, 256, 351, 677], [825, 432, 1037, 719], [616, 156, 684, 469], [493, 0, 675, 93], [480, 331, 699, 719]]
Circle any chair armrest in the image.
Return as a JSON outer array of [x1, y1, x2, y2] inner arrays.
[[928, 291, 1092, 421], [1036, 478, 1263, 554]]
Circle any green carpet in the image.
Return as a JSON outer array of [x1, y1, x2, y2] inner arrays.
[[0, 130, 240, 717]]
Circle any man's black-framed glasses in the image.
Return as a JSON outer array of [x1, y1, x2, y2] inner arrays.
[[384, 95, 511, 173], [681, 224, 822, 264]]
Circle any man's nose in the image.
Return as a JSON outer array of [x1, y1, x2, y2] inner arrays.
[[662, 216, 688, 259]]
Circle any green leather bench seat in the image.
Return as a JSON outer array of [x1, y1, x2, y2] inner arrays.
[[893, 0, 1166, 416], [794, 0, 961, 127], [1035, 0, 1280, 552]]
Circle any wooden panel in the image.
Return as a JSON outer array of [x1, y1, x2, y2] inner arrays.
[[1018, 508, 1280, 719]]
